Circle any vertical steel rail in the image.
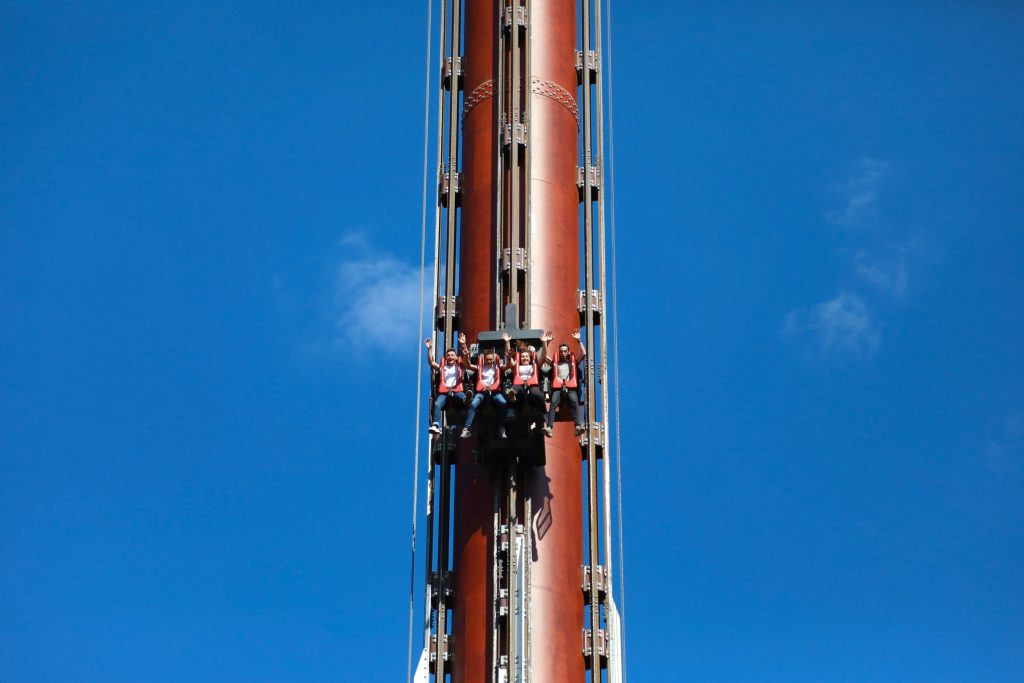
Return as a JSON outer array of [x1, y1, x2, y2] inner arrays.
[[436, 447, 453, 682], [491, 483, 501, 683], [579, 0, 603, 678], [508, 463, 520, 683], [593, 0, 620, 679], [508, 0, 522, 321], [442, 0, 464, 345], [424, 0, 449, 675], [435, 0, 463, 680], [522, 0, 533, 321], [493, 0, 505, 328]]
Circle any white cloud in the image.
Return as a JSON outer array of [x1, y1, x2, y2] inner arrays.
[[782, 292, 881, 358], [853, 249, 908, 297], [330, 237, 426, 354], [826, 158, 890, 228]]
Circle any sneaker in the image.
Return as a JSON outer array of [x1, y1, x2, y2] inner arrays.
[[460, 428, 472, 439], [575, 423, 586, 435], [429, 423, 441, 434], [498, 428, 508, 439], [543, 426, 553, 437]]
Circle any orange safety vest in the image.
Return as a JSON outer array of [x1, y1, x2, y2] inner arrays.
[[436, 361, 464, 394], [512, 351, 539, 387], [475, 357, 503, 392], [551, 352, 579, 390]]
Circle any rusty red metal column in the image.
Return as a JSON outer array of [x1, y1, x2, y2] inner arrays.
[[452, 0, 584, 681]]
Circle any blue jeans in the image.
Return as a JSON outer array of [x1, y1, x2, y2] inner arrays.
[[433, 392, 466, 425], [465, 391, 508, 428], [546, 387, 581, 428]]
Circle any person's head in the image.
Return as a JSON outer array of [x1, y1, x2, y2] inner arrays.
[[520, 347, 534, 363], [558, 343, 571, 360], [483, 347, 497, 364], [444, 348, 458, 364]]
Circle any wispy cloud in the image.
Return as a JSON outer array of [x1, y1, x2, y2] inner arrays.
[[782, 291, 881, 358], [826, 157, 890, 229], [329, 234, 425, 354], [782, 157, 936, 359], [853, 248, 908, 297]]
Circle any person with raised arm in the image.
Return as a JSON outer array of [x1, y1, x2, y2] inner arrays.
[[543, 329, 586, 437], [504, 330, 548, 431], [425, 335, 470, 434], [462, 336, 508, 439]]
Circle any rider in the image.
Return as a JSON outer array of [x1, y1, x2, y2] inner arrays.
[[543, 329, 586, 437], [425, 336, 469, 434], [462, 338, 509, 439], [504, 331, 548, 430]]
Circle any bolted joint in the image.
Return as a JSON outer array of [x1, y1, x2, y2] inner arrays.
[[581, 564, 608, 601], [443, 56, 464, 91], [502, 118, 529, 148], [502, 5, 528, 31], [429, 633, 453, 670], [575, 49, 601, 84], [577, 164, 601, 201], [439, 171, 461, 207], [582, 628, 609, 667], [577, 289, 602, 326], [579, 422, 605, 458], [430, 570, 455, 604], [501, 247, 528, 273], [435, 295, 460, 329], [497, 587, 510, 617]]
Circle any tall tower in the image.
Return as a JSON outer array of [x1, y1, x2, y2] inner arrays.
[[418, 1, 621, 681]]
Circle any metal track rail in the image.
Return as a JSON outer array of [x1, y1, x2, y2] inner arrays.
[[579, 0, 614, 679], [427, 0, 463, 680]]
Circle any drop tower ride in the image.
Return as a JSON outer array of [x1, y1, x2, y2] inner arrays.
[[417, 0, 622, 681]]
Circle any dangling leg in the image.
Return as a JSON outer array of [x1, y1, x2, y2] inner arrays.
[[544, 389, 562, 436], [567, 388, 584, 434], [431, 394, 447, 433], [492, 392, 509, 439], [462, 392, 485, 437]]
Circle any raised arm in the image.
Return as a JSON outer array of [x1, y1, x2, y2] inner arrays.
[[425, 338, 440, 370], [540, 330, 554, 364], [572, 329, 587, 362], [458, 333, 476, 371], [501, 331, 514, 367]]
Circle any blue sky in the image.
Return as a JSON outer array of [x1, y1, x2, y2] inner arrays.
[[2, 2, 1022, 681]]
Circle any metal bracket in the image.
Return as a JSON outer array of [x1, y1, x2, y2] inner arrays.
[[577, 289, 602, 326], [502, 117, 529, 147], [498, 587, 510, 617], [501, 247, 528, 273], [579, 422, 605, 457], [440, 171, 461, 207], [581, 565, 608, 601], [582, 628, 608, 665], [503, 5, 528, 31], [429, 633, 452, 667], [575, 49, 601, 83], [577, 164, 601, 201], [443, 56, 464, 91], [435, 295, 460, 329], [431, 570, 455, 604]]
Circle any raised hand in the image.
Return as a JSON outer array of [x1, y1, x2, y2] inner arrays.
[[501, 331, 511, 343], [571, 329, 581, 341], [458, 332, 467, 345], [542, 330, 554, 342], [425, 338, 432, 348]]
